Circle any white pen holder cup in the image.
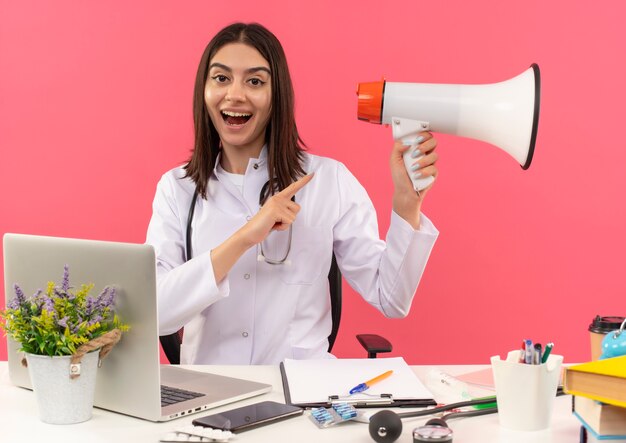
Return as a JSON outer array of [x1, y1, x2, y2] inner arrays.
[[490, 350, 563, 432]]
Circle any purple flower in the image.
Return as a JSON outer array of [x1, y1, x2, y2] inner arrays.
[[41, 295, 55, 313], [87, 315, 103, 327], [106, 287, 116, 306], [13, 284, 26, 306], [85, 296, 96, 316], [58, 316, 69, 328], [96, 286, 115, 310], [61, 264, 70, 291], [71, 316, 83, 334]]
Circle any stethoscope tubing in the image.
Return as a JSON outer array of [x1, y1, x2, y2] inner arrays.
[[185, 180, 294, 264]]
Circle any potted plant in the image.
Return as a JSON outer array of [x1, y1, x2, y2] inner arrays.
[[0, 265, 128, 424]]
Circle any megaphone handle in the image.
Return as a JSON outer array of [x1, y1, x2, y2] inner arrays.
[[402, 136, 435, 192]]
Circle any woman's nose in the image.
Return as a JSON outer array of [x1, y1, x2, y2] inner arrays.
[[225, 81, 245, 102]]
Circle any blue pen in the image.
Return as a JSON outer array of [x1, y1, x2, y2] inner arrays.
[[349, 370, 393, 395]]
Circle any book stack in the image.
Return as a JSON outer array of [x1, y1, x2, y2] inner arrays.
[[563, 355, 626, 441]]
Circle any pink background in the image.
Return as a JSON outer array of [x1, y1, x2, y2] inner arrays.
[[1, 1, 625, 364]]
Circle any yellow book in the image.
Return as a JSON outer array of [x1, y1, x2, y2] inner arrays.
[[563, 355, 626, 408]]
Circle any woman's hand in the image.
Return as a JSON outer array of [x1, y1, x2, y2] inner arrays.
[[211, 174, 314, 282], [238, 173, 314, 248], [390, 133, 438, 229]]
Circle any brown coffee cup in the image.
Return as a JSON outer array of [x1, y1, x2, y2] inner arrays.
[[588, 315, 625, 360]]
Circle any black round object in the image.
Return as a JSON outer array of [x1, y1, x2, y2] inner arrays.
[[369, 410, 403, 443]]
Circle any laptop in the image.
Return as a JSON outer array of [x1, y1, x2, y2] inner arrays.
[[3, 233, 272, 422]]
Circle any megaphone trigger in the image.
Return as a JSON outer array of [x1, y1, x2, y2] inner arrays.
[[392, 117, 435, 192]]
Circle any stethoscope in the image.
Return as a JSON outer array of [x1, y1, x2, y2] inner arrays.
[[367, 387, 566, 443], [185, 180, 293, 264]]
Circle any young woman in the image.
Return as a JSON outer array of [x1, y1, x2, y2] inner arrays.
[[146, 23, 439, 364]]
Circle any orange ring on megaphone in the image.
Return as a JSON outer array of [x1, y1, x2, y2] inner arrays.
[[357, 80, 386, 124]]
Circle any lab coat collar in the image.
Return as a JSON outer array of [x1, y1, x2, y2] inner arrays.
[[214, 145, 269, 211], [214, 145, 268, 177]]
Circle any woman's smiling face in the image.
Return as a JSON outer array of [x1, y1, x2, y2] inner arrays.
[[204, 43, 272, 154]]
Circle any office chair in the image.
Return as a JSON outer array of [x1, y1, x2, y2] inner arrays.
[[159, 254, 392, 364]]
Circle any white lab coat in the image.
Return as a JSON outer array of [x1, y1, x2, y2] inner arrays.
[[146, 148, 438, 364]]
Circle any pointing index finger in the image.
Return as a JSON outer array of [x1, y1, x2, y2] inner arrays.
[[280, 173, 315, 198]]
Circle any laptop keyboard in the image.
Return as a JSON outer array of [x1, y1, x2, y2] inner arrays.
[[161, 385, 206, 407]]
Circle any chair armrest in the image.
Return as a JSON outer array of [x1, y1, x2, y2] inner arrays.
[[159, 330, 183, 364], [356, 334, 393, 359]]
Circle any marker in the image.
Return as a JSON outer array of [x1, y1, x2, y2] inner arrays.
[[541, 342, 554, 364], [518, 340, 526, 363], [533, 343, 542, 365], [524, 339, 533, 364], [349, 370, 393, 395]]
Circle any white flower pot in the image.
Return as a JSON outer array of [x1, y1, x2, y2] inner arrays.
[[25, 350, 100, 424]]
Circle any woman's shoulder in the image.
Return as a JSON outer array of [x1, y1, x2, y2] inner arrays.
[[156, 164, 196, 196], [303, 152, 356, 183], [303, 152, 348, 175]]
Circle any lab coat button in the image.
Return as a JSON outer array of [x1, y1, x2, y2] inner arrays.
[[242, 332, 249, 337], [246, 215, 251, 221], [244, 273, 250, 280], [253, 163, 259, 170]]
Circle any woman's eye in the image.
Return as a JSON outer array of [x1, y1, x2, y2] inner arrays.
[[249, 78, 265, 86], [212, 75, 228, 83]]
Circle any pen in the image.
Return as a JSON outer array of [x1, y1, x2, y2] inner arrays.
[[349, 370, 393, 395], [524, 339, 533, 364], [518, 340, 526, 363], [533, 343, 542, 365], [541, 342, 554, 364]]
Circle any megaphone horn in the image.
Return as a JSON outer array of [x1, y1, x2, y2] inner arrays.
[[357, 64, 541, 191]]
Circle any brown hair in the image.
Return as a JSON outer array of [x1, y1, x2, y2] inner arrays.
[[184, 22, 306, 201]]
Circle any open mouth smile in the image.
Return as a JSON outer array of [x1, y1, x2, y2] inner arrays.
[[221, 110, 252, 126]]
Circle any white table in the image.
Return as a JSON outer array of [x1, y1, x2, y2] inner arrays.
[[0, 362, 580, 443]]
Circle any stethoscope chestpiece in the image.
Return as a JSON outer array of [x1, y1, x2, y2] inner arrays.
[[412, 419, 453, 442]]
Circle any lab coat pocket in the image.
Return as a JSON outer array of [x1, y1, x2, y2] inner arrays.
[[276, 226, 330, 285]]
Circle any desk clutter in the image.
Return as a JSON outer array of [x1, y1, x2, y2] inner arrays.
[[309, 402, 361, 428], [160, 426, 232, 442], [574, 396, 626, 441], [491, 341, 563, 431], [567, 316, 626, 442], [517, 339, 553, 364], [580, 425, 626, 443], [565, 355, 626, 441], [280, 357, 436, 408]]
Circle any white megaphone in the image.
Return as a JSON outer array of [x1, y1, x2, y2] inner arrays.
[[357, 64, 540, 191]]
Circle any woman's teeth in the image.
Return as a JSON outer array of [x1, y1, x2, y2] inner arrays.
[[221, 111, 252, 125]]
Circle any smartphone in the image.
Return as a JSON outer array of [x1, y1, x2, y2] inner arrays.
[[192, 401, 303, 433]]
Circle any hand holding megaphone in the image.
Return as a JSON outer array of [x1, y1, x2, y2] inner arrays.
[[357, 64, 541, 192], [392, 118, 437, 192]]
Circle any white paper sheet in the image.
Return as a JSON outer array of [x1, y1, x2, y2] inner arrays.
[[282, 357, 434, 404]]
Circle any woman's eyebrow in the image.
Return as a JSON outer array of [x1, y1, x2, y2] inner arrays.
[[209, 63, 271, 76], [247, 66, 271, 76]]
